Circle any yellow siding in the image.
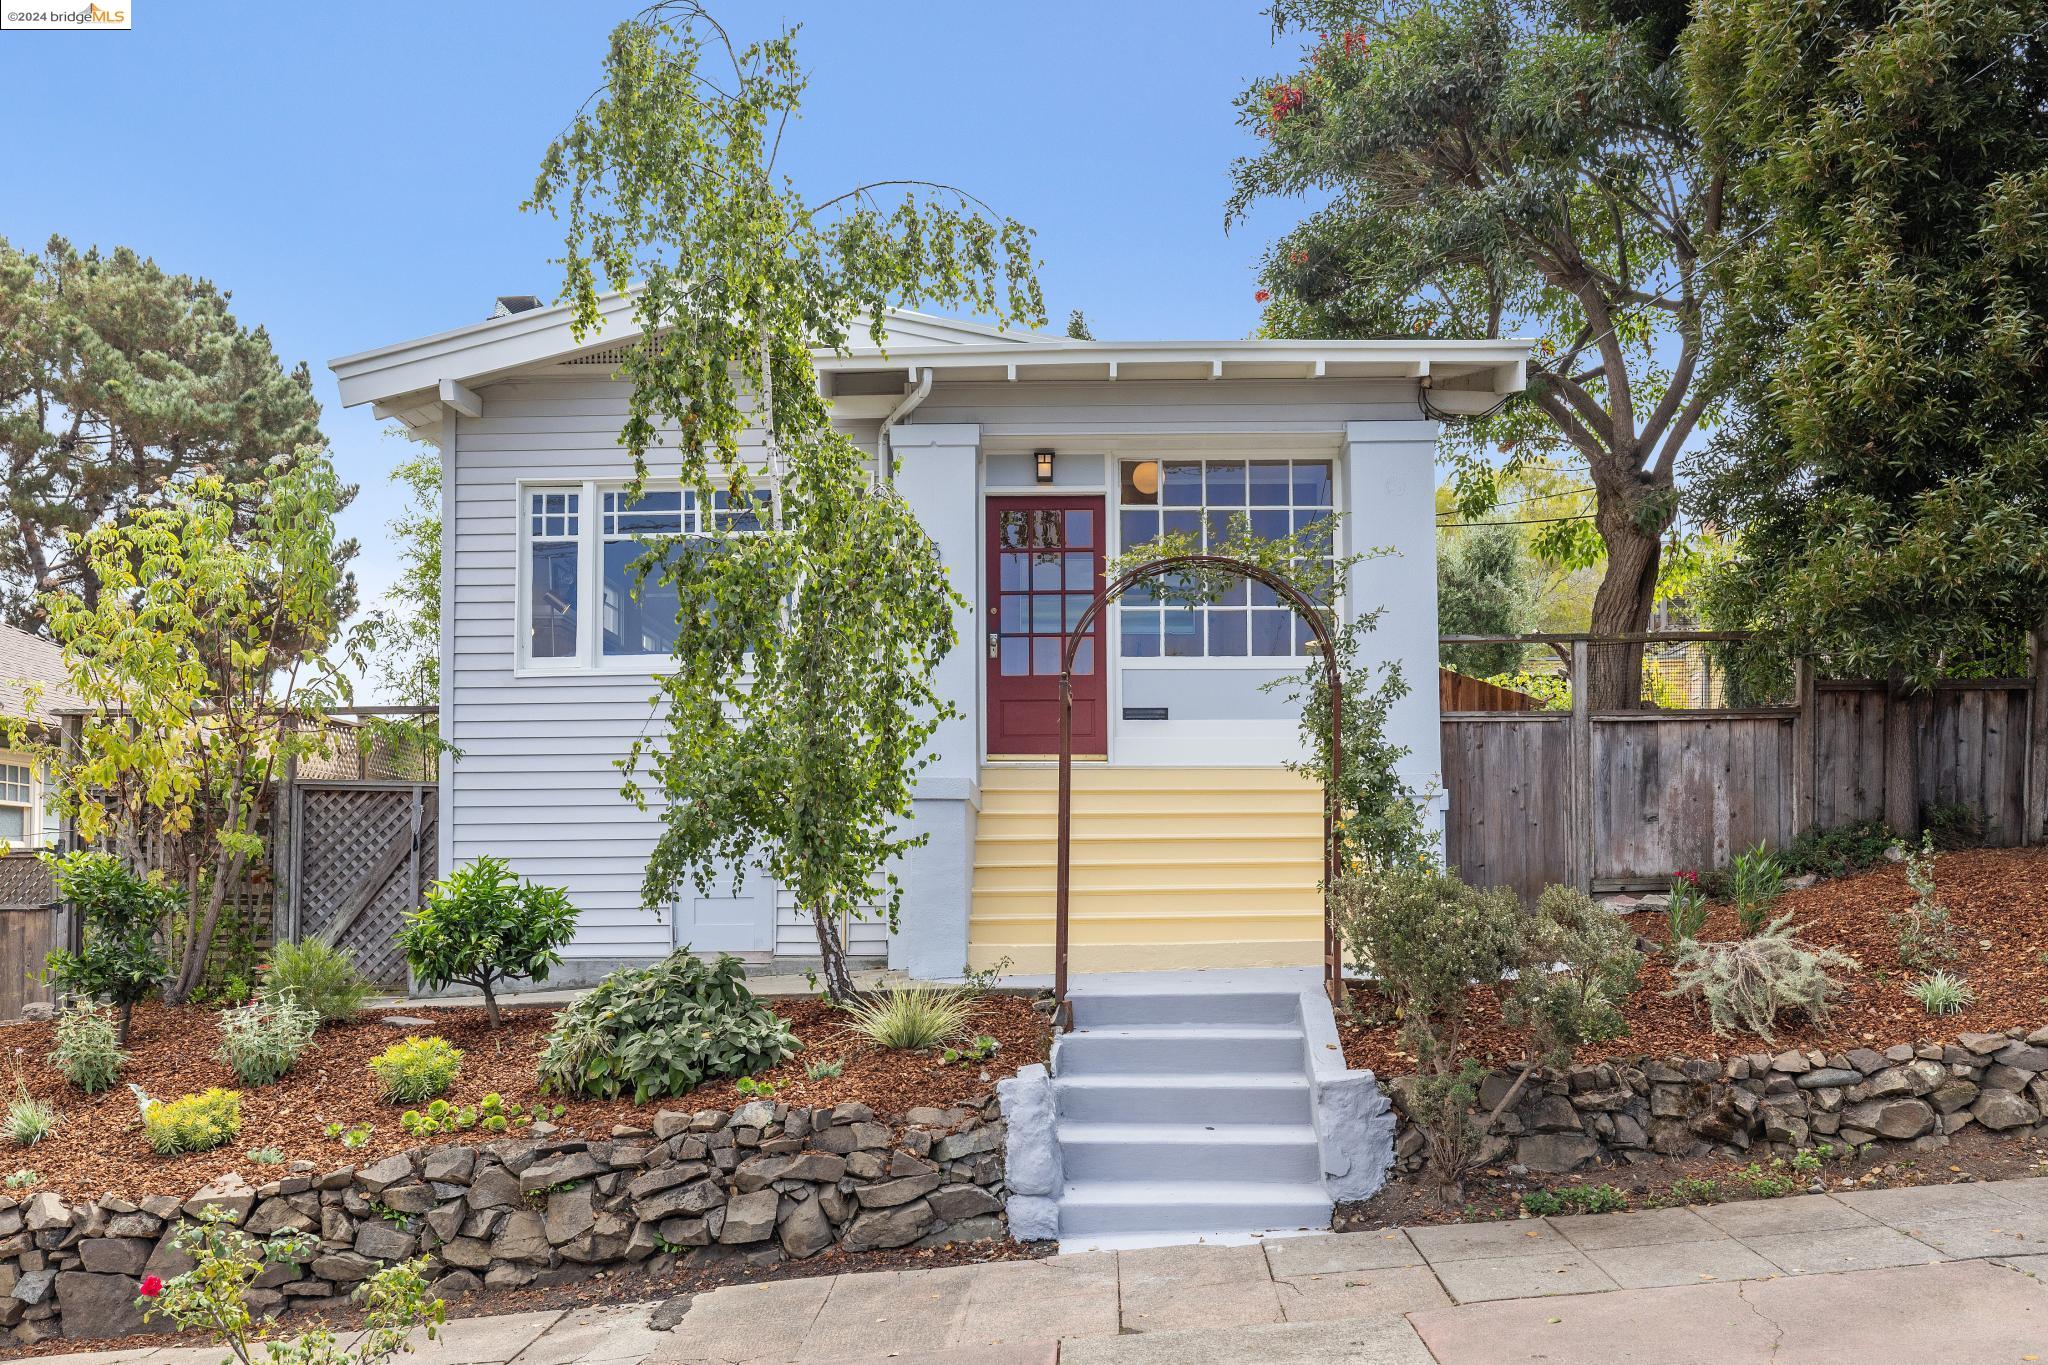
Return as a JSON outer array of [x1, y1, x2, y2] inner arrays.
[[970, 766, 1325, 973]]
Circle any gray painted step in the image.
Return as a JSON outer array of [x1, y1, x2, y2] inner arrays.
[[1057, 1023, 1306, 1076], [1058, 1120, 1322, 1182], [1067, 989, 1301, 1029], [1056, 1178, 1332, 1238], [1054, 1072, 1314, 1124]]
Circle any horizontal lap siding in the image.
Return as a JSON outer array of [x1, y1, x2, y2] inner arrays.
[[446, 378, 882, 962]]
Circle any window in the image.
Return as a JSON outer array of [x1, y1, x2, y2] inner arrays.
[[0, 762, 31, 845], [522, 481, 772, 669], [1116, 458, 1336, 659]]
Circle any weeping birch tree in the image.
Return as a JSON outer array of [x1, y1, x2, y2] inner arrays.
[[529, 4, 1043, 1001]]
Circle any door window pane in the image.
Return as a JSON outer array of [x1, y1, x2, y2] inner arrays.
[[1000, 637, 1030, 676], [1072, 639, 1095, 676], [1032, 637, 1063, 675], [1032, 554, 1063, 591], [1064, 553, 1095, 590], [1000, 552, 1030, 590], [1064, 509, 1094, 547], [1000, 595, 1028, 632]]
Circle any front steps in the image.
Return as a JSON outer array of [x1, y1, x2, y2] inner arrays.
[[1052, 976, 1332, 1249]]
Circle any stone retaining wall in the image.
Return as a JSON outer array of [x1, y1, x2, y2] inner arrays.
[[1388, 1025, 2048, 1177], [0, 1096, 1007, 1346]]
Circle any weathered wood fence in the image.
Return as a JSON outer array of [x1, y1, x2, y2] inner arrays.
[[1441, 633, 2048, 899]]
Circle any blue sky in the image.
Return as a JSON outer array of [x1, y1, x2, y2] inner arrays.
[[0, 1, 1313, 654]]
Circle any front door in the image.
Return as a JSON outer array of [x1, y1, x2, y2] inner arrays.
[[986, 497, 1107, 757]]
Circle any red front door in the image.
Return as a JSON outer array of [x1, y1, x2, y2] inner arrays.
[[986, 497, 1107, 757]]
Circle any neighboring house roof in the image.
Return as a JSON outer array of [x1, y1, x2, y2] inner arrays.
[[0, 624, 81, 730], [331, 298, 1531, 435]]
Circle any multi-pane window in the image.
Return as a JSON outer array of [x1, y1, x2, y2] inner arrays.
[[1116, 458, 1336, 659], [0, 762, 31, 845], [528, 491, 580, 660], [599, 487, 770, 657]]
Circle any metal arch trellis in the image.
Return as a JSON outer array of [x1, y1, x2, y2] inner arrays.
[[1053, 553, 1344, 1032]]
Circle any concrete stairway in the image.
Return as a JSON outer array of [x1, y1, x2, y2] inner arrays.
[[1052, 978, 1332, 1249]]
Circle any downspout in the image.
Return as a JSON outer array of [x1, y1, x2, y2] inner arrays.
[[876, 366, 933, 485]]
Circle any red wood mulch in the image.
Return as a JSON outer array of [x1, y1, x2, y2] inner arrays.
[[1341, 846, 2048, 1079], [0, 994, 1047, 1202]]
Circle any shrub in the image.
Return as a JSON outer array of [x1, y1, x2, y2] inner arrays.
[[1727, 843, 1783, 935], [140, 1088, 242, 1154], [1908, 970, 1974, 1016], [49, 1003, 126, 1093], [536, 951, 796, 1102], [44, 851, 175, 1044], [1783, 820, 1894, 880], [369, 1037, 462, 1104], [1666, 872, 1709, 946], [1666, 915, 1856, 1042], [1923, 801, 1984, 851], [215, 992, 319, 1086], [1508, 885, 1641, 1063], [3, 1084, 55, 1147], [1332, 867, 1523, 1203], [400, 857, 578, 1027], [1889, 833, 1960, 971], [261, 940, 373, 1024], [845, 984, 972, 1051]]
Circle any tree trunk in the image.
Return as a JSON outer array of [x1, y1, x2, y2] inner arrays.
[[1883, 669, 1921, 836], [810, 904, 857, 1004], [479, 977, 501, 1029], [1585, 511, 1664, 711], [168, 849, 247, 1002], [116, 998, 133, 1048]]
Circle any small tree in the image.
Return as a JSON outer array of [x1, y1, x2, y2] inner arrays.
[[44, 851, 172, 1045], [19, 455, 366, 1001], [399, 857, 579, 1027], [1333, 866, 1523, 1204], [1485, 884, 1643, 1124]]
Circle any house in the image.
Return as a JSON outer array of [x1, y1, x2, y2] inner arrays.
[[330, 299, 1529, 985], [0, 622, 77, 856]]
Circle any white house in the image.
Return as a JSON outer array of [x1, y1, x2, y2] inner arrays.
[[330, 299, 1528, 985]]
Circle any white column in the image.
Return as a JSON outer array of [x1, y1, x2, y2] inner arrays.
[[888, 422, 982, 979], [1344, 419, 1446, 820]]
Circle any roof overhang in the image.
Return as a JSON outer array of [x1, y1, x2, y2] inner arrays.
[[330, 297, 1530, 433]]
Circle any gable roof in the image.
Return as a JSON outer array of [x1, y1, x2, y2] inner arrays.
[[0, 624, 80, 729]]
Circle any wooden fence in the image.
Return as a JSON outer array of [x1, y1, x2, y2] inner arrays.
[[1441, 634, 2048, 899]]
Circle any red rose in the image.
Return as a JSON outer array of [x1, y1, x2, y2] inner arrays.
[[139, 1275, 163, 1298]]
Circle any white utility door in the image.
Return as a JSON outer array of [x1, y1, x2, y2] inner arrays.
[[674, 861, 777, 955]]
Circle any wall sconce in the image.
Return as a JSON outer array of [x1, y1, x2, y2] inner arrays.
[[1034, 449, 1056, 484]]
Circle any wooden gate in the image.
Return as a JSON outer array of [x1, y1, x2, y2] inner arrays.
[[286, 782, 436, 988]]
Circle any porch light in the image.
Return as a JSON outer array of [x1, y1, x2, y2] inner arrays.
[[1129, 460, 1159, 496], [1034, 449, 1056, 484]]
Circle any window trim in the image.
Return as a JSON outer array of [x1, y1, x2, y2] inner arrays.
[[1111, 455, 1344, 671], [514, 476, 776, 677], [0, 752, 43, 851]]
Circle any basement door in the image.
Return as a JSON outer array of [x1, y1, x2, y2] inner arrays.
[[673, 861, 776, 956], [986, 496, 1107, 758]]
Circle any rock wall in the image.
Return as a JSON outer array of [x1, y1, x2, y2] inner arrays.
[[0, 1096, 1007, 1347], [1388, 1026, 2048, 1178]]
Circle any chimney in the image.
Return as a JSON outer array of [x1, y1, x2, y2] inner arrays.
[[490, 295, 544, 319]]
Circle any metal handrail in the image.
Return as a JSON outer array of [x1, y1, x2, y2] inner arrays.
[[1052, 554, 1345, 1031]]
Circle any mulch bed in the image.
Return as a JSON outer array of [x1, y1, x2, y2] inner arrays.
[[1341, 846, 2048, 1078], [0, 993, 1048, 1203]]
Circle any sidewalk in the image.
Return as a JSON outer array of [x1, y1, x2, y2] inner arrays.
[[32, 1177, 2048, 1364]]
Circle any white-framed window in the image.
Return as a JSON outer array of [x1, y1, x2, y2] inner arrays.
[[520, 480, 772, 671], [0, 760, 34, 847], [1115, 457, 1337, 660]]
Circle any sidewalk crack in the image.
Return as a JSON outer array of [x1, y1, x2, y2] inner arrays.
[[1736, 1281, 1787, 1360]]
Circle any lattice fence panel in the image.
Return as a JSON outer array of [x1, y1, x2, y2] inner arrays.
[[292, 784, 435, 987]]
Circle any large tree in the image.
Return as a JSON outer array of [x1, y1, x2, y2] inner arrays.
[[1685, 0, 2048, 833], [1230, 0, 1723, 706], [0, 236, 332, 631], [531, 4, 1042, 1000]]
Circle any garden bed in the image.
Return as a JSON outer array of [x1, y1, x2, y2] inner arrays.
[[0, 994, 1048, 1201], [1340, 846, 2048, 1075]]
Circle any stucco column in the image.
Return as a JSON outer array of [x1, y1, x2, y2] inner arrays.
[[888, 422, 982, 980], [1344, 419, 1446, 832]]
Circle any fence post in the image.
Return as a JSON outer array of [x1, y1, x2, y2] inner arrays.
[[274, 751, 297, 943], [1792, 658, 1817, 837], [2028, 628, 2047, 847], [1569, 640, 1594, 892]]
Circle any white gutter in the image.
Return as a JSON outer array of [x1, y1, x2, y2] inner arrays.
[[876, 366, 934, 484]]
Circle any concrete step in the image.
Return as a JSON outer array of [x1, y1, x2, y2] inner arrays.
[[1068, 989, 1302, 1028], [1056, 1178, 1333, 1239], [1057, 1121, 1323, 1183], [1056, 1023, 1306, 1076], [1054, 1072, 1313, 1124]]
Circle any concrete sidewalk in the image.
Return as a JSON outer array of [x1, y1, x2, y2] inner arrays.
[[33, 1177, 2048, 1364]]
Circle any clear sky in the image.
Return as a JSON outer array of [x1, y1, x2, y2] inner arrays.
[[0, 0, 1316, 683]]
